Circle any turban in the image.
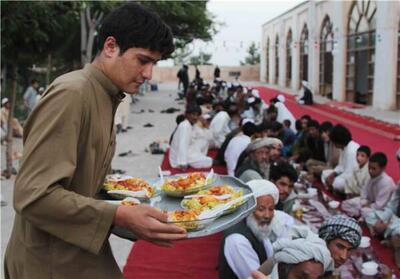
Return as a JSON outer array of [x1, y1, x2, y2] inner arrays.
[[251, 89, 260, 98], [277, 95, 285, 103], [273, 226, 334, 272], [247, 97, 256, 104], [247, 179, 279, 204], [247, 137, 283, 153], [242, 118, 254, 125], [318, 215, 362, 248], [1, 98, 9, 105]]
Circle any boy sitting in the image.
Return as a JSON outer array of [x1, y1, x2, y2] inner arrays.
[[343, 145, 371, 198]]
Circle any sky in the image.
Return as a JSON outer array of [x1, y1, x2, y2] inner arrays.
[[159, 0, 303, 66]]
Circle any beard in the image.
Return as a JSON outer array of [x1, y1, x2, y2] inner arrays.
[[258, 161, 270, 179], [246, 214, 273, 242]]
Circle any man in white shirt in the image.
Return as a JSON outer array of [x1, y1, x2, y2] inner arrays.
[[224, 121, 256, 176], [169, 105, 212, 169], [210, 109, 232, 148], [321, 124, 359, 192], [219, 180, 294, 279]]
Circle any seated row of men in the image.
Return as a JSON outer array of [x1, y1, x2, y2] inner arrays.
[[168, 83, 400, 275], [219, 179, 362, 279]]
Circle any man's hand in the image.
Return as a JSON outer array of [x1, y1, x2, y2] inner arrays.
[[250, 271, 268, 279], [114, 204, 187, 246], [373, 220, 388, 235], [326, 172, 336, 188]]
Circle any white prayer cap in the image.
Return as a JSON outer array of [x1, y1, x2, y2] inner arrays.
[[277, 95, 285, 103], [1, 98, 9, 105], [251, 89, 260, 98], [242, 118, 254, 125], [247, 179, 279, 204], [247, 97, 256, 104], [301, 80, 309, 87]]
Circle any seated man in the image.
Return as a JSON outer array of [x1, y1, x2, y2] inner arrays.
[[169, 104, 212, 169], [318, 215, 362, 268], [235, 138, 272, 182], [321, 124, 359, 192], [209, 108, 232, 148], [219, 180, 294, 279], [342, 152, 396, 218], [260, 226, 334, 279], [365, 149, 400, 267], [224, 121, 257, 176], [269, 161, 298, 214]]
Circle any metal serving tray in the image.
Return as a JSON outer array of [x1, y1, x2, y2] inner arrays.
[[109, 174, 256, 240]]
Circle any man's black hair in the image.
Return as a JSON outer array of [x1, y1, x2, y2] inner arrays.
[[300, 114, 311, 121], [256, 122, 270, 133], [185, 104, 201, 115], [283, 119, 291, 127], [320, 121, 333, 133], [270, 121, 283, 132], [295, 119, 302, 132], [269, 161, 298, 182], [241, 122, 257, 137], [307, 119, 320, 129], [267, 104, 277, 114], [357, 145, 371, 157], [330, 124, 352, 146], [98, 2, 174, 58], [31, 79, 38, 84], [369, 152, 387, 167], [175, 114, 185, 125]]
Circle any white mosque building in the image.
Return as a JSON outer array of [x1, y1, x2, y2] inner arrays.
[[260, 0, 400, 110]]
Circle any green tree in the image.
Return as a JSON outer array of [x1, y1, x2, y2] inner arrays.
[[240, 42, 260, 65], [189, 51, 212, 65]]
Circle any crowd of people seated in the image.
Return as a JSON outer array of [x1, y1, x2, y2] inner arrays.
[[168, 73, 400, 278]]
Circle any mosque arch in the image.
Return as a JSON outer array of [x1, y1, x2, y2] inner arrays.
[[345, 0, 377, 105], [286, 29, 293, 87], [299, 23, 309, 88], [275, 34, 279, 84], [319, 15, 334, 98]]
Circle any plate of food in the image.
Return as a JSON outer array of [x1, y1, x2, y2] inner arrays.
[[160, 172, 213, 197], [103, 176, 156, 199], [181, 185, 244, 214], [167, 209, 218, 231], [104, 197, 141, 206]]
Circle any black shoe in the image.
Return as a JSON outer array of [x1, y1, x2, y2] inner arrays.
[[143, 123, 154, 127]]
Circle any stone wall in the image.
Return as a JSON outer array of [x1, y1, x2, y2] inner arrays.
[[151, 65, 260, 83]]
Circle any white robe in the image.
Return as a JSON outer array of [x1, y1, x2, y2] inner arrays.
[[169, 120, 212, 169], [191, 124, 213, 156], [210, 111, 231, 148], [223, 211, 294, 279], [224, 133, 251, 176], [275, 102, 296, 131]]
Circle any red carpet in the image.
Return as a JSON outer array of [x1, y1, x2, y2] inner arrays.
[[255, 86, 400, 182], [123, 234, 222, 279], [123, 86, 399, 279]]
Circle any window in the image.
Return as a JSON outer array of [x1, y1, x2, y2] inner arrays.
[[275, 34, 279, 84], [299, 24, 309, 88], [346, 0, 377, 105], [286, 29, 293, 87], [266, 37, 270, 82], [319, 15, 334, 98]]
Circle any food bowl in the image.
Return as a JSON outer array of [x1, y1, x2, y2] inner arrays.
[[361, 261, 378, 275], [180, 185, 244, 215], [359, 236, 371, 248], [307, 188, 318, 196], [167, 210, 218, 231], [161, 172, 213, 197], [328, 201, 340, 209]]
